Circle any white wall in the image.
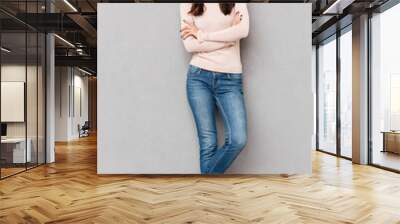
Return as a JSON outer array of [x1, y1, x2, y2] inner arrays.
[[55, 67, 89, 141], [71, 73, 89, 138], [98, 3, 313, 174], [1, 82, 24, 122], [55, 67, 69, 141], [1, 65, 39, 138], [1, 65, 26, 128]]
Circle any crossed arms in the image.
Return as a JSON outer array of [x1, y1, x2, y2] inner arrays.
[[179, 3, 249, 53]]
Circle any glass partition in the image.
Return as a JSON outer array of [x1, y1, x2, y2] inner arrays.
[[0, 1, 46, 179], [0, 31, 28, 177], [27, 31, 38, 169]]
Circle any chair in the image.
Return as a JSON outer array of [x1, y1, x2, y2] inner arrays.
[[79, 121, 90, 138]]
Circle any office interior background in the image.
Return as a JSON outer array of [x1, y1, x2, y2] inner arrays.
[[0, 0, 400, 223]]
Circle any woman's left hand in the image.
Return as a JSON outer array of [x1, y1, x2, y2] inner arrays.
[[181, 20, 199, 40]]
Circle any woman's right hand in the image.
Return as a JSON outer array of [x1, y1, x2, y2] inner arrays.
[[181, 20, 199, 40], [232, 11, 243, 26]]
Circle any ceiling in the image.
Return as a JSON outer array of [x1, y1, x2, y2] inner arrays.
[[0, 0, 394, 75]]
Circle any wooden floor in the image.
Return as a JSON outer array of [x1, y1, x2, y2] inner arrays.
[[372, 150, 400, 171], [1, 167, 26, 178], [1, 135, 400, 223]]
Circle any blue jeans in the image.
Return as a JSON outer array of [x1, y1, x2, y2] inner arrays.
[[186, 65, 248, 174]]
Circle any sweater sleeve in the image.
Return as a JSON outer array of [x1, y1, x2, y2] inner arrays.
[[180, 3, 232, 53], [197, 3, 249, 42]]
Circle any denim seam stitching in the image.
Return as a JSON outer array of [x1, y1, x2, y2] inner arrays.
[[215, 97, 231, 145], [207, 96, 232, 173]]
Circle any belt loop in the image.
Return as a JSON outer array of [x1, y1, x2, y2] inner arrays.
[[212, 72, 216, 89]]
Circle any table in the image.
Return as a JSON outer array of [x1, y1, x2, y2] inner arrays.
[[1, 138, 32, 164], [382, 131, 400, 154]]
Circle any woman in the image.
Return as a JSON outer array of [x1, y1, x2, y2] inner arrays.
[[180, 3, 249, 174]]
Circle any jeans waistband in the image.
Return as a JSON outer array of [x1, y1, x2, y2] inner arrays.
[[189, 65, 242, 76]]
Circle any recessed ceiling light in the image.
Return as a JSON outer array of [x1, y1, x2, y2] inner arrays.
[[1, 47, 11, 53], [54, 34, 75, 48], [78, 67, 93, 76], [63, 0, 78, 12], [322, 0, 354, 15]]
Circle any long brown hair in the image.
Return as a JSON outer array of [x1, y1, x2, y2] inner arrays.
[[189, 3, 235, 16]]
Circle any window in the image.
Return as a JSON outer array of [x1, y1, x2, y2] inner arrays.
[[340, 29, 352, 158], [371, 3, 400, 171], [316, 26, 353, 159], [318, 37, 337, 154]]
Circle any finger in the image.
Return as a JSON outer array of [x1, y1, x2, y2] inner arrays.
[[180, 26, 189, 32], [185, 31, 195, 38], [180, 30, 187, 37], [183, 33, 193, 40], [181, 27, 194, 34], [182, 31, 193, 39], [181, 30, 189, 36], [181, 31, 191, 39]]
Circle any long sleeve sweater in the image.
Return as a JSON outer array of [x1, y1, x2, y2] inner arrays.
[[180, 3, 249, 74]]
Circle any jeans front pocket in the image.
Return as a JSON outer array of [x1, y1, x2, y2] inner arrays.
[[228, 74, 242, 80], [188, 65, 202, 76], [216, 74, 243, 95]]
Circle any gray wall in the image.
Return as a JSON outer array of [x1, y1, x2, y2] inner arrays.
[[98, 3, 313, 174]]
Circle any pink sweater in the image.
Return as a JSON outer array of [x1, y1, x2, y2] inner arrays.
[[180, 3, 249, 74]]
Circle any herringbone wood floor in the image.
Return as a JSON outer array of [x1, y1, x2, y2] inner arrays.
[[1, 135, 400, 224]]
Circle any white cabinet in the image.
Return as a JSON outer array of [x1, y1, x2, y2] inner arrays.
[[1, 138, 32, 163]]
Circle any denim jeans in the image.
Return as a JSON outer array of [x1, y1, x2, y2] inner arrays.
[[186, 65, 248, 174]]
